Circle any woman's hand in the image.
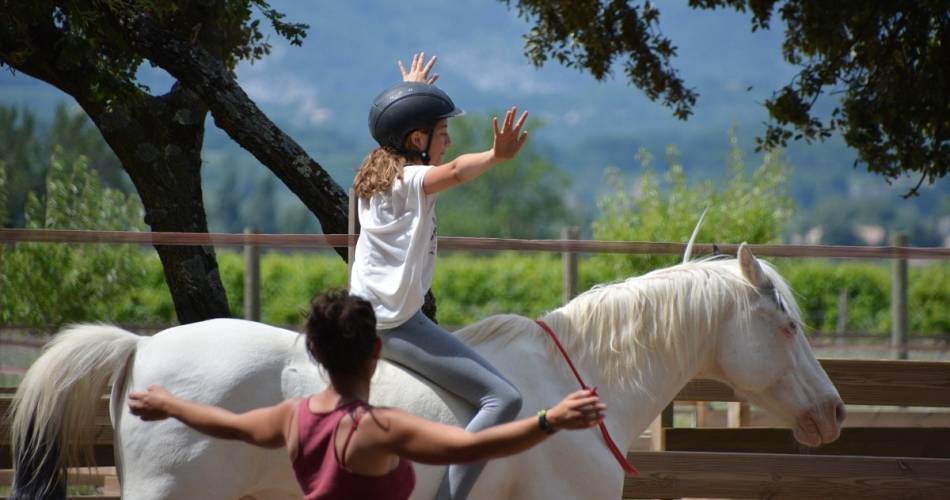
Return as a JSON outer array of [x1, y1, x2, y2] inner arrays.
[[128, 385, 175, 421], [399, 52, 439, 84], [545, 389, 606, 431], [491, 107, 529, 161]]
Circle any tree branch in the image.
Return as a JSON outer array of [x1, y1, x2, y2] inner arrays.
[[117, 10, 350, 257]]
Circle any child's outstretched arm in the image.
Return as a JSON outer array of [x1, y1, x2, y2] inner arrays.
[[128, 384, 295, 449], [399, 51, 439, 84], [423, 107, 529, 195]]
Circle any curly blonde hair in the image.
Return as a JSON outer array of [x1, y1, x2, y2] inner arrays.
[[352, 147, 419, 198]]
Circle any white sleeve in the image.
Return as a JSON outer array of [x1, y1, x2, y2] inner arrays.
[[404, 165, 436, 202]]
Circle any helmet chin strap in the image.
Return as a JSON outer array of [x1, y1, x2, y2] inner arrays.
[[419, 128, 434, 165], [401, 128, 435, 165]]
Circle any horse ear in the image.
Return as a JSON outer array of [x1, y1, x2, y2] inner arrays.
[[738, 242, 769, 289]]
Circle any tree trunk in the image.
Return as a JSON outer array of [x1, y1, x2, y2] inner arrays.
[[0, 13, 231, 323], [87, 87, 231, 323]]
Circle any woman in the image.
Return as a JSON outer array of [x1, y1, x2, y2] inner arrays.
[[128, 291, 606, 500], [349, 53, 530, 499]]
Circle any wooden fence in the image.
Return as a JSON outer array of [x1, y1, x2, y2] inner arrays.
[[3, 359, 950, 498], [2, 227, 949, 498], [624, 359, 950, 499]]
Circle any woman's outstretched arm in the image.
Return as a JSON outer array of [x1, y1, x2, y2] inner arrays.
[[366, 389, 604, 465], [128, 385, 296, 449]]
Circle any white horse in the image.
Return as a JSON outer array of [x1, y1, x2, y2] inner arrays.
[[10, 244, 845, 499]]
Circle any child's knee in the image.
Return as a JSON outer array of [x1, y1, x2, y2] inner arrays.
[[497, 383, 523, 420]]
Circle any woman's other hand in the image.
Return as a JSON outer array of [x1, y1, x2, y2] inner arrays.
[[128, 384, 175, 421], [399, 52, 439, 84], [491, 107, 529, 161], [545, 389, 606, 431]]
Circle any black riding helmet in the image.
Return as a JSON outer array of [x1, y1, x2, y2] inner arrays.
[[368, 82, 463, 164]]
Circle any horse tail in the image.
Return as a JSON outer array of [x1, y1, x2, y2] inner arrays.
[[9, 324, 142, 500]]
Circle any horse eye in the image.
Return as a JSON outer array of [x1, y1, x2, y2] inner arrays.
[[781, 321, 798, 338]]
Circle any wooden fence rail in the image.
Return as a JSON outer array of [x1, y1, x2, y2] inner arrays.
[[2, 228, 949, 259], [677, 359, 950, 407], [622, 451, 950, 500]]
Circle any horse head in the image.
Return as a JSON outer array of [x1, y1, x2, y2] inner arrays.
[[705, 243, 846, 447]]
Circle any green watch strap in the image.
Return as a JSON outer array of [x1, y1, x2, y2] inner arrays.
[[537, 409, 556, 434]]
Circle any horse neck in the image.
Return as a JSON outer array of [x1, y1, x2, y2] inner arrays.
[[540, 282, 725, 446]]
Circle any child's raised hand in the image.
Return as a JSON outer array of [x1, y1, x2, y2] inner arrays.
[[491, 107, 529, 161], [128, 384, 174, 421], [399, 52, 439, 85]]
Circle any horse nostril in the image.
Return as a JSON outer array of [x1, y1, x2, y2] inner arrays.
[[834, 401, 847, 425]]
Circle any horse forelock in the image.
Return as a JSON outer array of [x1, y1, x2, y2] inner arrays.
[[458, 257, 799, 391]]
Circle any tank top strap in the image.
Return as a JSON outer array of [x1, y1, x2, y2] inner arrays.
[[338, 402, 370, 470]]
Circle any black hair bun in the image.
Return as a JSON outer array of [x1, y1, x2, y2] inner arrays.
[[304, 290, 377, 376]]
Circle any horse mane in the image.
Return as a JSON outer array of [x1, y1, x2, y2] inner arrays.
[[456, 256, 800, 391]]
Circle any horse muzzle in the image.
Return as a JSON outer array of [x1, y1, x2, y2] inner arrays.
[[793, 396, 846, 447]]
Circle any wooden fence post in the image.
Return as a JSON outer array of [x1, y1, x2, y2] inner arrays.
[[347, 188, 359, 287], [562, 226, 579, 305], [650, 404, 674, 451], [727, 402, 750, 428], [891, 233, 908, 360], [243, 227, 260, 322], [694, 402, 707, 427], [835, 289, 848, 340]]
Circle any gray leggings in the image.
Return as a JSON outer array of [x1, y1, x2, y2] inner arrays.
[[380, 311, 523, 500]]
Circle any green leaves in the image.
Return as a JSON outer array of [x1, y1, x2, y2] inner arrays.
[[0, 147, 147, 332], [510, 0, 698, 120], [728, 0, 947, 195], [181, 252, 950, 335], [1, 1, 308, 104], [778, 260, 950, 336], [251, 0, 308, 47], [590, 131, 794, 278], [0, 162, 7, 226], [510, 0, 948, 194]]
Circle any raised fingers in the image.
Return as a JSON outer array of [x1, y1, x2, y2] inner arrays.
[[412, 52, 422, 72], [421, 54, 436, 76], [399, 52, 438, 83], [504, 107, 515, 131], [496, 107, 529, 134], [513, 110, 528, 132]]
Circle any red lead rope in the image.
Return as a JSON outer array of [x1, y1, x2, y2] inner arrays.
[[535, 319, 638, 476]]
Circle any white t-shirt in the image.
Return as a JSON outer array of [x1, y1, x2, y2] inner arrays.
[[350, 165, 438, 329]]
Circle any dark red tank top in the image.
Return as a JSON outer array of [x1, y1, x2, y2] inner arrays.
[[291, 398, 415, 500]]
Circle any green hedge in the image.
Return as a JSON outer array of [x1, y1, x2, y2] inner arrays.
[[59, 251, 950, 337]]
